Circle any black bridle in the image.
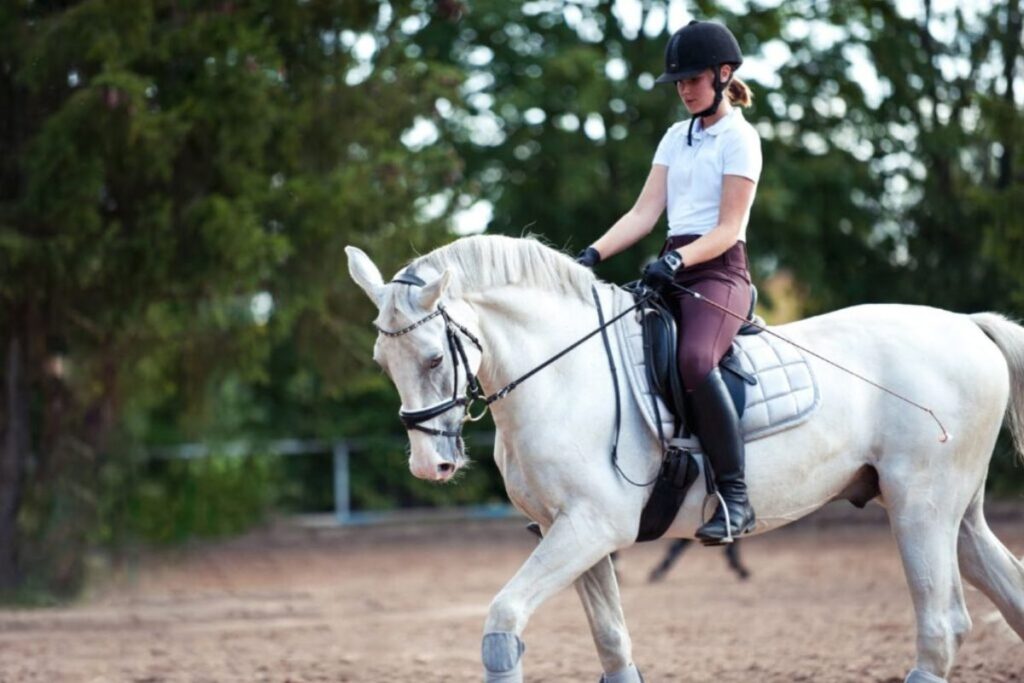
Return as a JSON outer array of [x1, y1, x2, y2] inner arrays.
[[379, 306, 487, 437], [375, 271, 652, 443], [375, 272, 487, 438]]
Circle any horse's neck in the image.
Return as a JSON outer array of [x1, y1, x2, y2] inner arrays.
[[470, 286, 601, 423]]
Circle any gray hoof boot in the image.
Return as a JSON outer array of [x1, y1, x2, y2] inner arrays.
[[600, 662, 644, 683], [904, 669, 947, 683], [482, 632, 525, 683]]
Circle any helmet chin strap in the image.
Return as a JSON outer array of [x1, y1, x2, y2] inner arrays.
[[687, 69, 731, 146]]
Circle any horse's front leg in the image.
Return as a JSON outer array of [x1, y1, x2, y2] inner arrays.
[[482, 510, 630, 683], [575, 554, 644, 682]]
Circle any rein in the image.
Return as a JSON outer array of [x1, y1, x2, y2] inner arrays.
[[375, 265, 950, 492], [375, 275, 654, 443]]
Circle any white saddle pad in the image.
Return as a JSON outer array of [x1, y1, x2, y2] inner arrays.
[[603, 284, 820, 444]]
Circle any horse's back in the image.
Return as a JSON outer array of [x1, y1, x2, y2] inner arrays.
[[717, 303, 1010, 535], [779, 303, 1007, 391], [781, 303, 983, 347]]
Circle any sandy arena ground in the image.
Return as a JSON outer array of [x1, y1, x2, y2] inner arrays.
[[0, 504, 1021, 683]]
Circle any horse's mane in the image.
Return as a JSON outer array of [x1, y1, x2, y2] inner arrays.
[[411, 234, 596, 301]]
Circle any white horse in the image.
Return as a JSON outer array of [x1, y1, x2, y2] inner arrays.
[[345, 234, 1024, 683]]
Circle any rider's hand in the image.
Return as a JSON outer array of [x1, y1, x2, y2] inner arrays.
[[575, 246, 602, 269], [641, 251, 684, 291]]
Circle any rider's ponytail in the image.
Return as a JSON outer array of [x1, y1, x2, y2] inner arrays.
[[727, 76, 753, 108]]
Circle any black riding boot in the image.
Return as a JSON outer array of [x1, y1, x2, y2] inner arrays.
[[692, 367, 755, 545]]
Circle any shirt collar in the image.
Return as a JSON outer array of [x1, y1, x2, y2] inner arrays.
[[692, 108, 741, 140]]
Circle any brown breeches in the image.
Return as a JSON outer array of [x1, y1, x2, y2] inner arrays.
[[661, 235, 753, 392]]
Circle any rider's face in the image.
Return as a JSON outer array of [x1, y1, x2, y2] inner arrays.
[[676, 66, 730, 114]]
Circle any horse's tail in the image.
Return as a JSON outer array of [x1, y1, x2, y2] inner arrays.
[[971, 312, 1024, 466]]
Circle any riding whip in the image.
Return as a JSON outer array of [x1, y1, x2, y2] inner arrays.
[[670, 282, 953, 443]]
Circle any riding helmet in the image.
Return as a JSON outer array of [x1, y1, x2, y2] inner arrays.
[[655, 20, 743, 84]]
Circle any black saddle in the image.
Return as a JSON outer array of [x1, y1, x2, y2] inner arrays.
[[637, 284, 762, 432]]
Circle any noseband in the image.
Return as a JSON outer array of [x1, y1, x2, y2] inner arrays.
[[375, 272, 487, 439]]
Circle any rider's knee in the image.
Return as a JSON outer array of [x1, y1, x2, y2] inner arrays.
[[679, 353, 714, 391]]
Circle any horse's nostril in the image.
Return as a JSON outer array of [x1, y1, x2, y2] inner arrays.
[[438, 462, 455, 475]]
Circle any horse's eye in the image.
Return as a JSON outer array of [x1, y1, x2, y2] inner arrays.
[[429, 355, 444, 369]]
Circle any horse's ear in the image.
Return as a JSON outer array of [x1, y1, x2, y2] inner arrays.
[[345, 246, 385, 308], [418, 269, 452, 311]]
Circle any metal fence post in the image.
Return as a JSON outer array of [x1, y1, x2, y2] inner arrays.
[[332, 440, 351, 524]]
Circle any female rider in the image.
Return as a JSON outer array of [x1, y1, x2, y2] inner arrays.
[[576, 20, 761, 545]]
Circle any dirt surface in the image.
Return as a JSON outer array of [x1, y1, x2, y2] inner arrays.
[[0, 505, 1022, 683]]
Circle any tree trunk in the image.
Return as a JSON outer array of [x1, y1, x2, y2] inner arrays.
[[0, 332, 28, 591], [998, 0, 1021, 189]]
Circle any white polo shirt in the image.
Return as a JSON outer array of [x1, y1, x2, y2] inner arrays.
[[652, 108, 762, 242]]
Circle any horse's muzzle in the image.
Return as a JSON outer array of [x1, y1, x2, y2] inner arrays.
[[409, 452, 463, 482]]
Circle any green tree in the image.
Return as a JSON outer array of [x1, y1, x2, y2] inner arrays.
[[422, 0, 1022, 312], [0, 0, 464, 594], [772, 0, 1024, 313]]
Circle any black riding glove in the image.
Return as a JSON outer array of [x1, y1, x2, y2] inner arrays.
[[575, 246, 602, 269], [641, 250, 684, 291]]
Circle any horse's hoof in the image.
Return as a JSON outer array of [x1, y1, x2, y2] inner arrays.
[[904, 668, 947, 683]]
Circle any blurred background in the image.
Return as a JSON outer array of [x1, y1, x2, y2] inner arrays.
[[1, 0, 1022, 601]]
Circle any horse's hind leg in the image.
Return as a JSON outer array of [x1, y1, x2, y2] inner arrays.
[[958, 485, 1024, 639], [575, 555, 643, 682], [648, 539, 691, 583], [880, 471, 973, 683], [725, 541, 750, 580]]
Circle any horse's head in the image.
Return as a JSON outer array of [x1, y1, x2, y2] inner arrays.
[[345, 246, 482, 483]]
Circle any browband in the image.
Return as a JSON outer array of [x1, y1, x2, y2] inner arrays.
[[392, 271, 426, 287]]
